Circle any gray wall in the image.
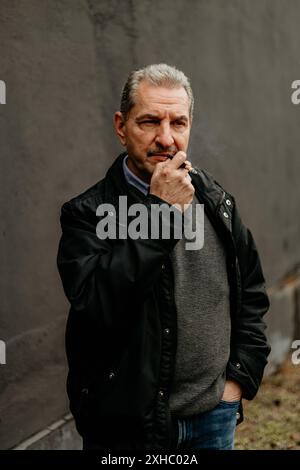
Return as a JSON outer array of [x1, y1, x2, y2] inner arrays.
[[0, 0, 300, 449]]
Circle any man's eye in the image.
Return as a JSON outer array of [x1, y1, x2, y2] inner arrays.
[[174, 121, 186, 127], [141, 120, 158, 124]]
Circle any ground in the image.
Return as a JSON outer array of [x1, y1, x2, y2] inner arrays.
[[235, 361, 300, 450]]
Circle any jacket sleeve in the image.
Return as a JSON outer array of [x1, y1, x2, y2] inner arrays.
[[226, 200, 271, 400], [57, 195, 179, 330]]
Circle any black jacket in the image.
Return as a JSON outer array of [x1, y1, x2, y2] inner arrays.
[[57, 153, 270, 450]]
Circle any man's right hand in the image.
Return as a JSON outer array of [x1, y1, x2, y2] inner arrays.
[[149, 151, 195, 212]]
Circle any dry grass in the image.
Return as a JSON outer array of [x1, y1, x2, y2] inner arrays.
[[235, 361, 300, 450]]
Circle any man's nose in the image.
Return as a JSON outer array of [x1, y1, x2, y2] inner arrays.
[[155, 123, 174, 148]]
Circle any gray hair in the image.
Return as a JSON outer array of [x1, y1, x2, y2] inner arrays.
[[120, 63, 194, 120]]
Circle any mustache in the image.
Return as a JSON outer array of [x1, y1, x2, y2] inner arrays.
[[147, 148, 177, 157], [147, 149, 189, 169]]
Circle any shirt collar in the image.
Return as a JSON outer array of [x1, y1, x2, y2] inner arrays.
[[122, 154, 149, 196]]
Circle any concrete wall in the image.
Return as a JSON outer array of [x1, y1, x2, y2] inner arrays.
[[0, 0, 300, 449]]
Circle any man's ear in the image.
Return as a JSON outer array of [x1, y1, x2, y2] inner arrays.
[[114, 112, 127, 146]]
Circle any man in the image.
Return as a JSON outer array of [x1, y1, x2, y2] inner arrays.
[[57, 64, 270, 451]]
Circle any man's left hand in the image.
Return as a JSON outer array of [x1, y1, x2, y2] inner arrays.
[[221, 380, 242, 402]]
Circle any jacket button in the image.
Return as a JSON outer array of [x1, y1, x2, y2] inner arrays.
[[164, 328, 170, 335], [236, 363, 241, 369], [226, 199, 232, 206], [223, 212, 229, 219], [161, 264, 165, 270], [158, 390, 165, 398], [108, 372, 115, 380]]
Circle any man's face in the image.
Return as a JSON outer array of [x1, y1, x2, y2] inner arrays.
[[114, 81, 192, 183]]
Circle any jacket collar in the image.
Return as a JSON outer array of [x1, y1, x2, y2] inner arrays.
[[105, 152, 148, 205], [190, 169, 225, 213], [123, 154, 149, 196]]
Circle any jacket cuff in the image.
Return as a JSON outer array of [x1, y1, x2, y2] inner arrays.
[[226, 353, 263, 401]]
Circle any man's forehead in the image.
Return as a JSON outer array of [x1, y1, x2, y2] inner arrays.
[[134, 82, 190, 113]]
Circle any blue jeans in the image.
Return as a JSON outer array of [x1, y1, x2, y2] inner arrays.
[[173, 400, 240, 450]]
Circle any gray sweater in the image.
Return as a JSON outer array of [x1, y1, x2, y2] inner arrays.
[[169, 195, 231, 417], [121, 160, 231, 418]]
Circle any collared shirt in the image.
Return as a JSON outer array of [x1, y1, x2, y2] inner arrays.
[[122, 155, 149, 196]]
